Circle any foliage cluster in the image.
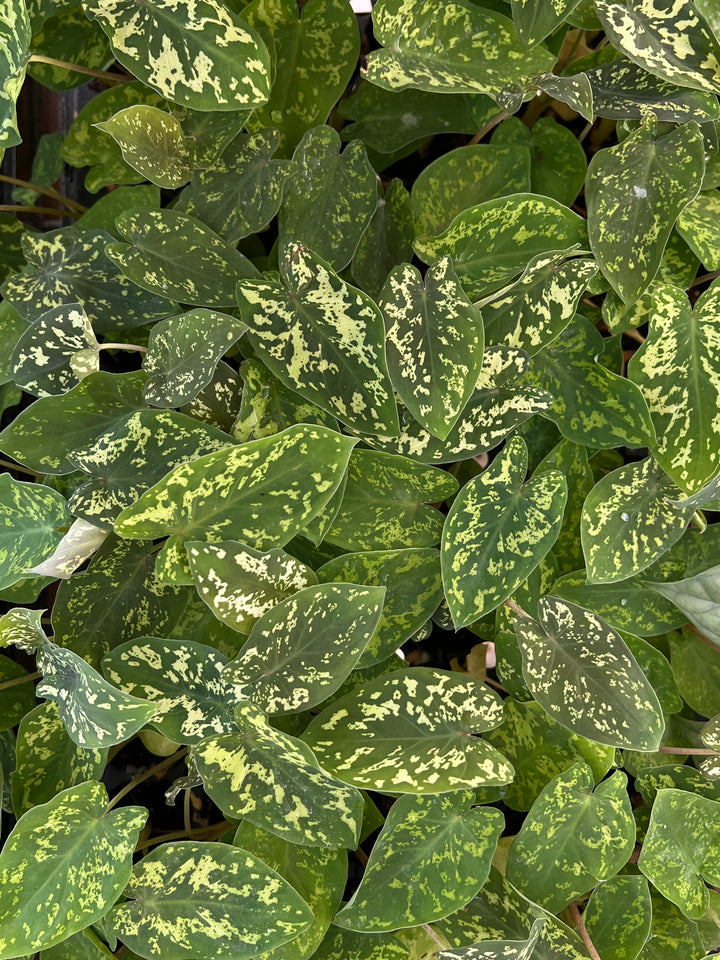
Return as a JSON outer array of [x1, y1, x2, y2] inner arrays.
[[2, 0, 720, 958]]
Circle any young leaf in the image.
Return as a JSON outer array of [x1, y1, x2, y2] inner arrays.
[[0, 781, 146, 960], [441, 435, 567, 627], [11, 302, 98, 397], [0, 475, 71, 590], [583, 876, 652, 960], [94, 105, 192, 189], [437, 917, 545, 960], [513, 596, 665, 751], [106, 841, 313, 960]]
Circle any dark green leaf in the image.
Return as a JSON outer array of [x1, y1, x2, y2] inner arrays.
[[313, 927, 409, 960], [12, 303, 99, 397], [668, 628, 720, 716], [0, 475, 70, 590], [351, 179, 415, 299], [0, 654, 36, 732]]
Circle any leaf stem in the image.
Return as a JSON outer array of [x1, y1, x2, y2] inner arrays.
[[468, 111, 509, 144], [99, 342, 148, 353], [0, 204, 81, 219], [135, 819, 231, 852], [0, 458, 44, 478], [105, 746, 189, 813], [707, 904, 720, 930], [28, 55, 130, 86], [504, 598, 531, 619], [569, 902, 602, 960], [353, 846, 368, 866], [422, 924, 450, 950], [624, 328, 645, 345], [658, 745, 718, 756], [0, 670, 41, 691], [484, 676, 508, 694], [0, 174, 87, 213], [689, 269, 720, 290]]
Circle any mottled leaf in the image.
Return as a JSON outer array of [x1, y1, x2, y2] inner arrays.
[[676, 189, 720, 269], [0, 475, 70, 590], [650, 565, 720, 649], [437, 917, 545, 960], [511, 0, 582, 45], [351, 178, 415, 299], [313, 927, 409, 960], [583, 876, 652, 960], [0, 0, 30, 153], [535, 439, 594, 576], [94, 105, 192, 188], [0, 654, 36, 732]]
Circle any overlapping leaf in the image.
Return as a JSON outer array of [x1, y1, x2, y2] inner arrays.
[[0, 653, 36, 732], [0, 475, 70, 590], [12, 302, 99, 397], [0, 0, 30, 156], [94, 105, 192, 189], [650, 564, 720, 648], [351, 178, 415, 299], [437, 917, 545, 960], [511, 0, 584, 44], [583, 876, 652, 960]]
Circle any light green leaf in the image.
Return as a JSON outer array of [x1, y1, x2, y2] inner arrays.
[[39, 927, 117, 960], [581, 457, 691, 583], [194, 700, 364, 848], [414, 194, 587, 300], [506, 763, 635, 913], [536, 439, 594, 576], [584, 876, 652, 960], [74, 184, 161, 237], [82, 0, 271, 110], [0, 781, 146, 960], [677, 189, 720, 269], [669, 629, 720, 717], [636, 763, 720, 805], [365, 0, 554, 95], [237, 242, 398, 436], [651, 571, 720, 650], [107, 840, 312, 960], [513, 596, 665, 751], [0, 475, 70, 590], [0, 604, 47, 653], [380, 257, 484, 441], [301, 667, 514, 793], [437, 917, 546, 960], [336, 793, 503, 932], [585, 119, 705, 303], [0, 0, 30, 152], [107, 208, 257, 308], [351, 178, 415, 300], [533, 72, 594, 123], [511, 0, 583, 44], [94, 105, 192, 189], [114, 424, 356, 584], [441, 435, 567, 628], [317, 548, 443, 667], [222, 583, 385, 714], [638, 789, 720, 919]]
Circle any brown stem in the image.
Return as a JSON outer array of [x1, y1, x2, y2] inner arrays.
[[0, 670, 41, 691], [0, 204, 80, 219], [484, 676, 508, 694], [658, 745, 718, 756], [685, 623, 719, 651], [689, 269, 720, 290], [105, 746, 189, 813], [504, 598, 532, 619], [28, 55, 129, 86], [354, 846, 369, 866], [624, 328, 645, 344], [422, 924, 450, 950], [184, 787, 192, 837], [0, 174, 86, 213], [99, 342, 148, 353], [569, 902, 602, 960], [135, 819, 231, 852], [0, 458, 43, 478], [468, 111, 509, 144]]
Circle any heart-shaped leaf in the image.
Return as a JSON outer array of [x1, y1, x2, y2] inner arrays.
[[583, 876, 652, 960], [649, 563, 720, 648], [0, 475, 71, 590], [94, 105, 192, 188]]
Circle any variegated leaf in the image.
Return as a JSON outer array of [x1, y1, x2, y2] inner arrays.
[[441, 436, 567, 628], [380, 257, 484, 441], [628, 281, 720, 494], [187, 539, 317, 635], [506, 763, 635, 913], [301, 667, 514, 793], [414, 194, 587, 300], [0, 653, 35, 732], [0, 781, 146, 960], [351, 178, 415, 299], [107, 841, 313, 960], [313, 926, 409, 959], [236, 242, 399, 436], [533, 72, 594, 123], [581, 457, 692, 583], [102, 638, 245, 743], [536, 438, 594, 576], [649, 563, 720, 648], [365, 0, 554, 96], [437, 917, 545, 960], [677, 189, 720, 269], [583, 876, 652, 960], [0, 475, 70, 590], [0, 0, 30, 154], [0, 605, 46, 653], [94, 105, 192, 189], [194, 700, 364, 848], [317, 548, 443, 667], [513, 596, 665, 750], [585, 119, 705, 303], [114, 424, 356, 584], [107, 208, 257, 308], [82, 0, 271, 110], [336, 793, 503, 931], [511, 0, 583, 45], [222, 583, 385, 714]]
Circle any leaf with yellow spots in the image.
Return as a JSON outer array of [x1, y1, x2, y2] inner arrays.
[[222, 582, 385, 714], [114, 424, 357, 585], [510, 0, 586, 44], [187, 539, 318, 635], [317, 548, 443, 667], [306, 925, 409, 960], [107, 840, 313, 960], [82, 0, 271, 111], [194, 700, 364, 848], [506, 763, 635, 914], [585, 119, 705, 304], [441, 436, 567, 628], [364, 0, 554, 96], [11, 302, 98, 398], [301, 667, 514, 794], [0, 780, 146, 960], [437, 916, 545, 959], [648, 563, 720, 649], [513, 596, 665, 750], [237, 242, 398, 436], [582, 876, 652, 960], [535, 439, 594, 577], [94, 105, 192, 189], [335, 792, 503, 932], [351, 178, 415, 300], [0, 605, 47, 653], [581, 457, 692, 584], [102, 638, 246, 744], [0, 0, 29, 155], [676, 189, 720, 268], [379, 257, 484, 441], [0, 476, 71, 591]]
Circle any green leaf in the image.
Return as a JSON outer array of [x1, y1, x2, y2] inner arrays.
[[28, 4, 111, 92], [317, 548, 443, 667], [102, 638, 245, 744], [11, 131, 64, 206], [585, 119, 705, 303], [0, 476, 70, 590], [651, 566, 720, 649], [74, 184, 161, 237], [414, 194, 587, 300], [94, 105, 192, 189], [237, 242, 399, 436], [351, 179, 415, 300], [39, 928, 117, 960], [336, 793, 503, 932], [12, 302, 98, 397], [106, 208, 257, 308], [142, 309, 245, 407], [107, 840, 312, 959], [484, 698, 615, 812], [638, 789, 720, 919], [437, 917, 546, 960], [380, 257, 484, 441], [83, 0, 271, 110], [0, 217, 27, 285], [583, 876, 652, 960], [1, 227, 174, 332], [222, 582, 385, 714], [365, 0, 554, 95], [11, 700, 107, 815], [511, 0, 583, 44], [0, 0, 30, 153], [37, 642, 156, 749], [279, 128, 378, 271], [677, 189, 720, 269], [313, 927, 409, 960], [581, 457, 691, 583], [0, 781, 146, 960], [441, 435, 567, 628], [319, 449, 457, 551], [513, 596, 665, 750], [536, 439, 594, 576], [636, 764, 720, 806], [595, 0, 720, 94], [0, 654, 36, 732], [114, 424, 356, 584], [301, 667, 514, 793], [194, 700, 364, 848], [506, 763, 635, 913]]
